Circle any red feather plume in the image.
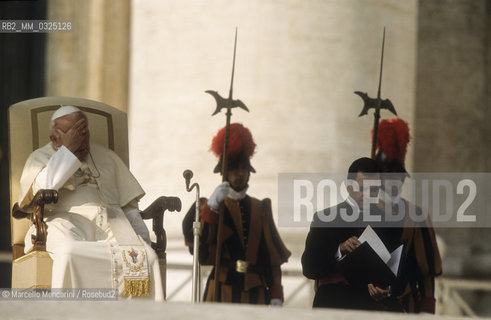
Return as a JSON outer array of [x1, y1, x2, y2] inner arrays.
[[376, 118, 410, 162], [211, 123, 256, 159]]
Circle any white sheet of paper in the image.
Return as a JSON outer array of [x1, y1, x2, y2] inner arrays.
[[387, 244, 404, 276], [358, 225, 391, 263]]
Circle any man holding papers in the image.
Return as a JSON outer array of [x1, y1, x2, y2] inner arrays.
[[301, 155, 441, 313], [302, 157, 405, 311], [302, 118, 442, 313]]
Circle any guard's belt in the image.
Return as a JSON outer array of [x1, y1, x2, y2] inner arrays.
[[235, 260, 254, 273]]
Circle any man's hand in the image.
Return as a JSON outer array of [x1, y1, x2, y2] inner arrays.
[[55, 118, 88, 154], [367, 283, 390, 302], [207, 181, 231, 211], [340, 236, 361, 255]]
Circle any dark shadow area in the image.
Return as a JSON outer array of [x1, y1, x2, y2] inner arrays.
[[0, 0, 47, 288]]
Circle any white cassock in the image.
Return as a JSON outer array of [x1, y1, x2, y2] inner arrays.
[[18, 142, 164, 301]]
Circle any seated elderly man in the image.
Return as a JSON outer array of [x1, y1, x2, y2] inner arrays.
[[18, 106, 163, 300]]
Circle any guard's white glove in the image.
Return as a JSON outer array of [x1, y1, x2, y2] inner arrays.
[[270, 298, 282, 307], [207, 181, 231, 212]]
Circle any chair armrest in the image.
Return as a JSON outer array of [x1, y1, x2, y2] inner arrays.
[[12, 190, 58, 253], [140, 196, 181, 258]]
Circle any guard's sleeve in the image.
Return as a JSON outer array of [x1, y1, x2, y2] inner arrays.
[[414, 225, 442, 314], [418, 276, 437, 313], [260, 198, 291, 301], [269, 266, 284, 301]]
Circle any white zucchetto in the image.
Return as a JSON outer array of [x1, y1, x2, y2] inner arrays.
[[51, 105, 82, 121], [49, 105, 83, 130]]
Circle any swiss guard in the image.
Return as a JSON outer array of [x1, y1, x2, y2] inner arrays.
[[182, 123, 291, 305], [376, 118, 442, 313]]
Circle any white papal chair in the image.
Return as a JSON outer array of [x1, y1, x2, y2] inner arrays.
[[9, 96, 180, 298]]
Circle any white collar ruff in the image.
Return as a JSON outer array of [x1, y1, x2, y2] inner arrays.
[[228, 185, 248, 200]]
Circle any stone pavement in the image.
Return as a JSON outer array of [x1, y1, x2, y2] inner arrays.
[[0, 300, 478, 320]]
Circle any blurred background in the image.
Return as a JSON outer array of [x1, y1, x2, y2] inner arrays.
[[0, 0, 490, 316]]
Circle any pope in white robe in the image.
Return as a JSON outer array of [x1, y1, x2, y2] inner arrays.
[[18, 106, 164, 300]]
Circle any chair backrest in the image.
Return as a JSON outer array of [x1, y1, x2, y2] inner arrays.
[[9, 96, 129, 250]]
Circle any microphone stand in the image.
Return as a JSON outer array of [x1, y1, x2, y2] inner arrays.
[[183, 169, 201, 303]]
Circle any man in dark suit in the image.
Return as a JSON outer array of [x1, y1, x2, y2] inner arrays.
[[302, 157, 404, 311], [303, 118, 441, 313]]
